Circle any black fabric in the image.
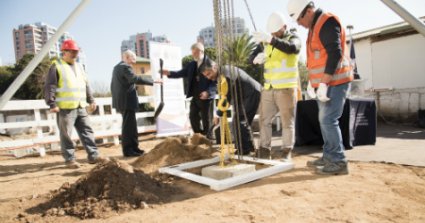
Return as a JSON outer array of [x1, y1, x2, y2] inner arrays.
[[295, 98, 376, 148], [189, 98, 213, 135], [121, 110, 140, 155], [111, 61, 153, 112], [168, 56, 217, 99], [270, 31, 301, 55], [419, 110, 425, 128]]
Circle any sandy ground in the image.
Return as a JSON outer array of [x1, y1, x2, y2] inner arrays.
[[0, 134, 424, 223]]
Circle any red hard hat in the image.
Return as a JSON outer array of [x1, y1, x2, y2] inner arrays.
[[61, 39, 79, 51]]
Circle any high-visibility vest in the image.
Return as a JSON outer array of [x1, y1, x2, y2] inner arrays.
[[53, 59, 88, 109], [307, 12, 353, 88], [263, 34, 299, 90]]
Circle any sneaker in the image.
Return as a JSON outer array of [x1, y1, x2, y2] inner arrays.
[[88, 156, 110, 164], [316, 162, 349, 175], [256, 147, 271, 159], [65, 160, 81, 169], [306, 157, 327, 167]]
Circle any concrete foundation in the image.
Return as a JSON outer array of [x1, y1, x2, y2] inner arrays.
[[202, 163, 256, 180]]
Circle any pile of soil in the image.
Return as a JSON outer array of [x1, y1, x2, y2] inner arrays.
[[30, 159, 179, 219], [132, 135, 214, 173]]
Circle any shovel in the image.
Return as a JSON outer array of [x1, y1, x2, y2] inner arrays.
[[154, 58, 164, 119]]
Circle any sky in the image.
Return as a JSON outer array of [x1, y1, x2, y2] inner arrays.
[[1, 0, 425, 90]]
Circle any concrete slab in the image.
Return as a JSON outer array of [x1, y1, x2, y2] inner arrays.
[[202, 164, 256, 180]]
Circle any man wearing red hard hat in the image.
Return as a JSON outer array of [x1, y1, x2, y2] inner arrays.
[[44, 39, 108, 168]]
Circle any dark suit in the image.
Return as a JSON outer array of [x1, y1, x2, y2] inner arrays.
[[168, 56, 217, 135], [220, 65, 262, 154], [111, 61, 153, 156]]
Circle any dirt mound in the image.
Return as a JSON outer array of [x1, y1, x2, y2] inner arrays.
[[30, 159, 179, 219], [132, 137, 214, 173], [191, 133, 212, 146]]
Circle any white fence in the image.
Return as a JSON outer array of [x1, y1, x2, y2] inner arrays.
[[0, 96, 156, 156]]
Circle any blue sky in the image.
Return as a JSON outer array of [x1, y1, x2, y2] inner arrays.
[[1, 0, 424, 90]]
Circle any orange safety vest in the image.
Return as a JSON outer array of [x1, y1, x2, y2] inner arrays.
[[307, 12, 353, 88]]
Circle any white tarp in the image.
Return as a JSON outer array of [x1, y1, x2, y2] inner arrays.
[[149, 42, 190, 137]]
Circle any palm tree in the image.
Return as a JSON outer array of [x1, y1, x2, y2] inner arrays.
[[223, 33, 256, 67]]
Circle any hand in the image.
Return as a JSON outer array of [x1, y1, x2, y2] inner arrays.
[[321, 74, 332, 84], [50, 106, 60, 113], [213, 116, 219, 126], [306, 81, 316, 99], [154, 79, 163, 84], [89, 102, 97, 113], [199, 91, 209, 100], [161, 69, 170, 76], [253, 31, 272, 43], [317, 83, 330, 102], [253, 52, 266, 64]]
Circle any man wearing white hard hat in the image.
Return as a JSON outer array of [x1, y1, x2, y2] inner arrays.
[[287, 0, 353, 175], [250, 11, 301, 161]]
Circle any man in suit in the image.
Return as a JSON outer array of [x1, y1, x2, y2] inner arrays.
[[111, 50, 161, 157], [162, 43, 217, 136], [200, 59, 262, 155]]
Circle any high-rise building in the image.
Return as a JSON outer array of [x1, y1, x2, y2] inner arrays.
[[121, 32, 170, 58], [12, 22, 73, 62], [198, 17, 249, 48]]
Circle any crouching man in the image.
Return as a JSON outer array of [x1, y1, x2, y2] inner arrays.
[[200, 59, 261, 155]]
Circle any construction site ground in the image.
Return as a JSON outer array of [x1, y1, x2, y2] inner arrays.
[[0, 123, 424, 223]]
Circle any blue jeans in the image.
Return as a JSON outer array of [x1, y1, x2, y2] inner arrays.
[[57, 108, 99, 162], [317, 83, 351, 163]]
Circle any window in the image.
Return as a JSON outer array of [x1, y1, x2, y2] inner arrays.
[[141, 67, 145, 74]]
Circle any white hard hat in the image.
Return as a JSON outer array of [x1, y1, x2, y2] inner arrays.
[[266, 12, 286, 33], [287, 0, 312, 21]]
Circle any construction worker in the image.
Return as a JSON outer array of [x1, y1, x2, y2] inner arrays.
[[44, 39, 107, 168], [287, 0, 353, 175], [111, 50, 162, 157], [200, 59, 261, 155], [162, 43, 217, 137], [250, 12, 301, 160]]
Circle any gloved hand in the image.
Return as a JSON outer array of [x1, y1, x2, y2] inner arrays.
[[253, 31, 272, 43], [253, 52, 266, 64], [317, 83, 330, 102], [306, 81, 316, 99]]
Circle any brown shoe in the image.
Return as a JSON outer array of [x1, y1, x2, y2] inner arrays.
[[281, 148, 292, 161], [65, 160, 81, 169], [88, 156, 110, 164]]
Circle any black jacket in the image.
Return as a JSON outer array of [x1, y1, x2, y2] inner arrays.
[[221, 65, 262, 105], [168, 56, 217, 99], [111, 61, 153, 112]]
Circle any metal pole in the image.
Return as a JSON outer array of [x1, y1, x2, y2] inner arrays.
[[0, 0, 92, 110], [380, 0, 425, 37]]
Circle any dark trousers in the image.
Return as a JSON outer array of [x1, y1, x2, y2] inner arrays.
[[189, 98, 213, 135], [234, 92, 261, 153], [121, 110, 139, 155]]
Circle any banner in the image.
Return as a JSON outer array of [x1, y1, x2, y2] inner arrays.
[[149, 42, 190, 137]]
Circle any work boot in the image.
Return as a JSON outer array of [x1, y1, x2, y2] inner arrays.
[[88, 156, 110, 164], [271, 149, 283, 160], [316, 162, 349, 175], [256, 147, 271, 159], [65, 160, 81, 169], [281, 148, 293, 162], [306, 157, 328, 167]]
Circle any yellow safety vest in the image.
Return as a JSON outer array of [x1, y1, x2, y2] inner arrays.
[[53, 59, 88, 109], [264, 35, 299, 90]]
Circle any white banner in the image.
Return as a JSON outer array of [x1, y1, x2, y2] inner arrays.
[[149, 42, 190, 137]]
